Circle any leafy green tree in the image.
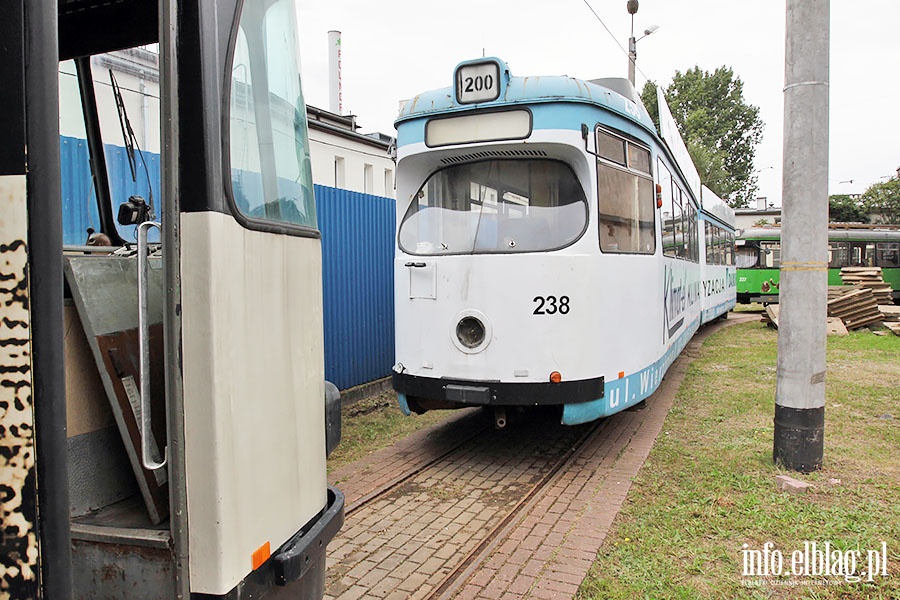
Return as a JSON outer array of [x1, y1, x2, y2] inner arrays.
[[828, 194, 868, 223], [860, 177, 900, 224], [641, 66, 764, 209]]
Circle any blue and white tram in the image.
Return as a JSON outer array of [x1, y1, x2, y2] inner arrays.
[[391, 58, 735, 426]]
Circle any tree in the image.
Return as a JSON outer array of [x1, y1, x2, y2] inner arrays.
[[827, 194, 868, 223], [641, 66, 765, 209], [860, 177, 900, 224]]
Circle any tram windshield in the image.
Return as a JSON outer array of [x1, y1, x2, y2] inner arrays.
[[399, 159, 587, 255]]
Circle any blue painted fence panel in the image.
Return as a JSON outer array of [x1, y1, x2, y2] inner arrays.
[[60, 135, 161, 244], [60, 138, 396, 390], [317, 185, 396, 390]]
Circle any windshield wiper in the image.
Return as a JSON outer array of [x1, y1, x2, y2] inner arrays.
[[110, 69, 155, 222]]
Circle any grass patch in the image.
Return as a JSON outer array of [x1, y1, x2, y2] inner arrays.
[[578, 322, 900, 599], [326, 390, 449, 473]]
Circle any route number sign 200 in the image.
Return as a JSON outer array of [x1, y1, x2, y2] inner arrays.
[[456, 61, 501, 104], [463, 74, 493, 93]]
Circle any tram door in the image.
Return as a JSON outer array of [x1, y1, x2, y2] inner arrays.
[[1, 0, 342, 598]]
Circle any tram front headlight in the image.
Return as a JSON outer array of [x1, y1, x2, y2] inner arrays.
[[456, 316, 486, 349]]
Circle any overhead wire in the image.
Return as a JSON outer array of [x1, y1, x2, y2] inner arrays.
[[579, 0, 654, 84]]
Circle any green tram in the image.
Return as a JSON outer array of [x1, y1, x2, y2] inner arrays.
[[736, 227, 900, 304]]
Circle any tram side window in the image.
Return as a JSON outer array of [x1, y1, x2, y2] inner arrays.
[[684, 200, 698, 262], [659, 161, 676, 258], [706, 225, 717, 265], [669, 187, 684, 258], [876, 242, 900, 267], [705, 224, 733, 266], [735, 244, 759, 268], [849, 242, 875, 267], [596, 129, 655, 254], [760, 241, 781, 268], [228, 0, 316, 230], [597, 130, 626, 166], [828, 242, 848, 268]]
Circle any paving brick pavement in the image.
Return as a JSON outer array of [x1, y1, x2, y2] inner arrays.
[[327, 314, 756, 599]]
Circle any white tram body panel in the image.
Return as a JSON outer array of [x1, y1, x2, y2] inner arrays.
[[699, 186, 738, 324], [392, 58, 731, 425], [181, 213, 326, 593]]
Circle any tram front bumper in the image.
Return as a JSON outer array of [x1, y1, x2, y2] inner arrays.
[[392, 370, 604, 407]]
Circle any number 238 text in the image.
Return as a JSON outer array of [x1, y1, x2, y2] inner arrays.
[[533, 295, 570, 315]]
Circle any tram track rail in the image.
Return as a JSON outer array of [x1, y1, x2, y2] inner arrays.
[[426, 418, 604, 600], [343, 415, 492, 518]]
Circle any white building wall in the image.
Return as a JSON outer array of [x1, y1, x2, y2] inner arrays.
[[59, 54, 161, 154], [308, 128, 394, 198]]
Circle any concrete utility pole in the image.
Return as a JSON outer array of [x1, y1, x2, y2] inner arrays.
[[774, 0, 829, 472]]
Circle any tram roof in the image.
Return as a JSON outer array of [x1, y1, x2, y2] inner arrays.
[[395, 59, 657, 133]]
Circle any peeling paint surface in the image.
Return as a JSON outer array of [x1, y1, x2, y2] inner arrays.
[[0, 174, 38, 599]]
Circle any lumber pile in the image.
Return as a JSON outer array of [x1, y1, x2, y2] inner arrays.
[[761, 304, 779, 327], [760, 303, 848, 335], [763, 270, 897, 334], [827, 286, 883, 330], [840, 267, 893, 303], [880, 305, 900, 336]]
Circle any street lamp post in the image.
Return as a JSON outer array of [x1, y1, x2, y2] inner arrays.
[[626, 1, 657, 86]]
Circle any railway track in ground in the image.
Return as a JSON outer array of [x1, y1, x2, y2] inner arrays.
[[325, 315, 757, 600], [324, 404, 625, 600]]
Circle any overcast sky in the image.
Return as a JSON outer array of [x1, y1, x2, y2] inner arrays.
[[298, 1, 899, 205]]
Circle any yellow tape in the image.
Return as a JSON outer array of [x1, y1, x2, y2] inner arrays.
[[779, 261, 828, 272]]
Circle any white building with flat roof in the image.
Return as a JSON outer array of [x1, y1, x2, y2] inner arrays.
[[307, 106, 395, 198]]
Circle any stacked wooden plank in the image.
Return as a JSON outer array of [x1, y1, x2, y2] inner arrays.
[[879, 305, 900, 336], [827, 286, 883, 330], [760, 303, 848, 335], [840, 267, 893, 303], [761, 304, 779, 327]]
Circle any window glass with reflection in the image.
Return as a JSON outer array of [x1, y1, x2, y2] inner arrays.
[[229, 0, 316, 229]]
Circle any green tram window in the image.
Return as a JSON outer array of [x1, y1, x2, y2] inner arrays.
[[760, 241, 781, 268], [828, 242, 849, 268], [876, 242, 900, 267], [849, 242, 876, 267]]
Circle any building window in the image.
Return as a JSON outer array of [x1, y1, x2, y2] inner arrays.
[[334, 156, 345, 188], [364, 163, 374, 194], [384, 168, 394, 195]]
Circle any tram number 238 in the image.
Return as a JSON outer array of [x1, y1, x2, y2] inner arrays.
[[533, 295, 570, 315]]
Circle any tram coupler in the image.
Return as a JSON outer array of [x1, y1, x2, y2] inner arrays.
[[493, 408, 507, 430]]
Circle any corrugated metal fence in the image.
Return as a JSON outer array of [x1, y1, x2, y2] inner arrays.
[[61, 136, 161, 245], [60, 137, 396, 390], [317, 186, 396, 390]]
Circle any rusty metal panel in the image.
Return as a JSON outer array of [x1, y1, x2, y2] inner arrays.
[[317, 185, 396, 390], [1, 175, 39, 597]]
